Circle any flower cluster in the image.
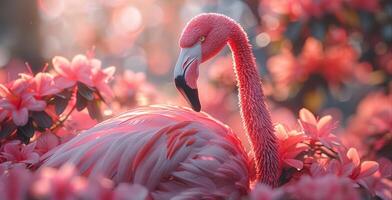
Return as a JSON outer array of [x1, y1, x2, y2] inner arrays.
[[343, 91, 392, 158], [0, 165, 150, 200], [266, 108, 391, 199], [259, 0, 390, 110], [112, 70, 159, 110], [0, 54, 115, 144]]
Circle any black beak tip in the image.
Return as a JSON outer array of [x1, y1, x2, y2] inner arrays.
[[175, 76, 201, 112], [192, 102, 201, 112]]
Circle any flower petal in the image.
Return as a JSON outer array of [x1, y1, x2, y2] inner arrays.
[[357, 161, 379, 179], [72, 55, 94, 86], [0, 109, 9, 121], [12, 108, 29, 126], [284, 159, 303, 170], [347, 148, 360, 167], [34, 73, 61, 96], [0, 99, 15, 110], [53, 56, 73, 79], [103, 66, 116, 80], [53, 76, 76, 89], [299, 108, 317, 124], [25, 99, 46, 111], [0, 84, 10, 97]]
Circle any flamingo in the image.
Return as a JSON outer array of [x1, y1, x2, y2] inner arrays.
[[41, 13, 279, 199]]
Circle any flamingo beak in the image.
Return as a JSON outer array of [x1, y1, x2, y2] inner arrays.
[[175, 76, 201, 112], [174, 43, 202, 112]]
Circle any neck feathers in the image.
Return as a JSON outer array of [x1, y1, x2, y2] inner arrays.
[[227, 22, 279, 186]]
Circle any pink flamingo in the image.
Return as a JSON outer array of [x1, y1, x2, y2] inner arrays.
[[41, 13, 279, 199]]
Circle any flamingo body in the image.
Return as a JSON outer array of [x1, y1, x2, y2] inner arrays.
[[41, 13, 280, 199], [42, 105, 250, 199]]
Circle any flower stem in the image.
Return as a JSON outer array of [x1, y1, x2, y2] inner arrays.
[[50, 104, 76, 131]]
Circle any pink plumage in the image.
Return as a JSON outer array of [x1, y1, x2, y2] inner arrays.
[[41, 13, 280, 199], [41, 106, 250, 199]]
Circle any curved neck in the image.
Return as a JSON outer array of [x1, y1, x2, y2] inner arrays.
[[227, 24, 279, 186]]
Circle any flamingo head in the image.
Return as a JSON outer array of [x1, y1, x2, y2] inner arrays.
[[174, 13, 232, 112]]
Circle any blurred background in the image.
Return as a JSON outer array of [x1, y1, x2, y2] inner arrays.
[[0, 0, 391, 144]]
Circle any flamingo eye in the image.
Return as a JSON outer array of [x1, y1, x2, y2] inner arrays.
[[199, 36, 206, 43]]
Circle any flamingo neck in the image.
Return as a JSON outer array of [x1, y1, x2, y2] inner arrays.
[[227, 24, 279, 186]]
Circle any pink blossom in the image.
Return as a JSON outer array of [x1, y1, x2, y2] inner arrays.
[[362, 158, 392, 200], [346, 0, 380, 12], [0, 108, 9, 122], [288, 175, 360, 200], [267, 48, 301, 94], [35, 132, 60, 155], [250, 183, 284, 200], [31, 164, 150, 200], [261, 0, 343, 20], [53, 54, 116, 99], [326, 148, 379, 187], [0, 140, 40, 166], [90, 59, 116, 100], [112, 70, 158, 108], [348, 92, 392, 136], [275, 124, 308, 170], [299, 108, 340, 148], [321, 44, 359, 87], [0, 79, 46, 126], [299, 38, 323, 77], [52, 54, 95, 89], [0, 166, 33, 200], [51, 110, 97, 141], [32, 164, 90, 199], [31, 72, 61, 97]]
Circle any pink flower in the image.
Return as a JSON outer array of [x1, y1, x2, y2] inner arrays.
[[0, 108, 9, 122], [250, 183, 284, 200], [31, 72, 61, 97], [32, 164, 88, 199], [267, 48, 302, 95], [32, 165, 111, 200], [90, 59, 116, 100], [327, 148, 379, 187], [35, 132, 60, 155], [112, 70, 158, 108], [0, 140, 40, 166], [288, 175, 360, 200], [321, 44, 359, 87], [346, 0, 380, 12], [0, 79, 46, 126], [299, 38, 323, 77], [299, 108, 340, 148], [53, 54, 116, 100], [275, 124, 308, 170], [343, 91, 391, 157], [348, 92, 392, 136], [0, 167, 33, 200], [261, 0, 343, 20], [362, 158, 392, 200], [52, 54, 95, 89]]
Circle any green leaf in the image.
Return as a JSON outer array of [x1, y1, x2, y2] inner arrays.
[[17, 119, 35, 138], [76, 92, 88, 111], [87, 99, 103, 121], [0, 119, 17, 139], [54, 90, 73, 115], [32, 111, 53, 129], [77, 82, 95, 101]]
